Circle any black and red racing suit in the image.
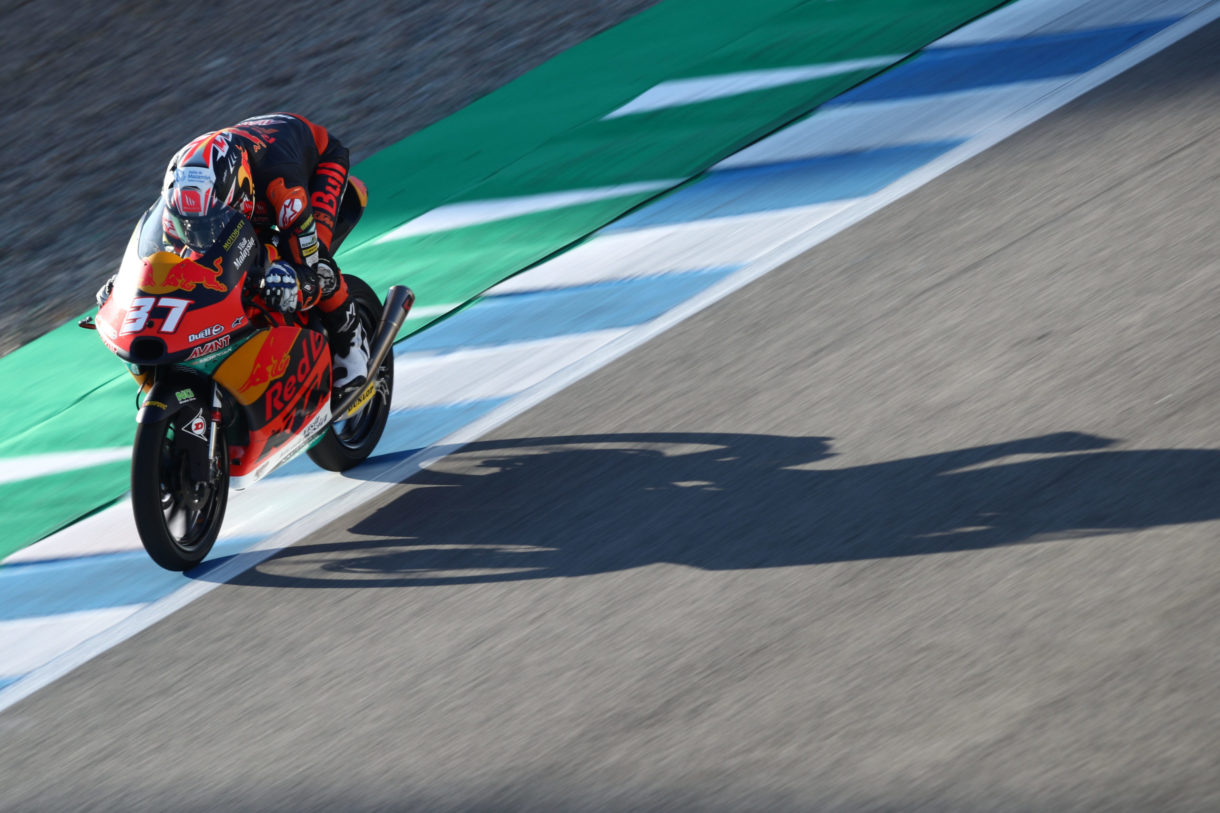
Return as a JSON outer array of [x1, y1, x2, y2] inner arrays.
[[220, 112, 365, 316]]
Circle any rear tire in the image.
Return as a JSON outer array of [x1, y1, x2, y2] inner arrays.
[[307, 275, 393, 472], [131, 416, 229, 571]]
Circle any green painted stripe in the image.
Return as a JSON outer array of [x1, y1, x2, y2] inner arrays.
[[0, 0, 1008, 561]]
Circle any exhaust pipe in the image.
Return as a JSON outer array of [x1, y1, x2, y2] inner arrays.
[[331, 285, 414, 421]]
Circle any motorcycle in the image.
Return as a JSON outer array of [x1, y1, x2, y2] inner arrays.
[[82, 181, 413, 571]]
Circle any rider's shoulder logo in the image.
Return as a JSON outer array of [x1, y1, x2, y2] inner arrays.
[[278, 195, 304, 228]]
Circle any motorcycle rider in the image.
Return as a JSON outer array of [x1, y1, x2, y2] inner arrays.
[[104, 112, 369, 397]]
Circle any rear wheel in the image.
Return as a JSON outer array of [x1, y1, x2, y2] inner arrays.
[[307, 275, 393, 471], [131, 416, 228, 571]]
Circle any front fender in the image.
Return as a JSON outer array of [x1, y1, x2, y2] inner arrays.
[[136, 368, 212, 424]]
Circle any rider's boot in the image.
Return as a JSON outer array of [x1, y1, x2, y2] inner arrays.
[[322, 297, 369, 403]]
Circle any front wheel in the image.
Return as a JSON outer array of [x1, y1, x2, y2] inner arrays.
[[131, 415, 229, 571], [307, 275, 394, 472]]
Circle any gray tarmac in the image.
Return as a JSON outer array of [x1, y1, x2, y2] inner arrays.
[[2, 18, 1219, 813]]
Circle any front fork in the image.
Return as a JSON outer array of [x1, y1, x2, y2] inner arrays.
[[170, 382, 224, 487], [204, 382, 224, 483], [138, 369, 224, 485]]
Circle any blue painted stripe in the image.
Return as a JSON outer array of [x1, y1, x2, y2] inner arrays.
[[604, 142, 962, 232], [399, 268, 740, 352], [0, 536, 254, 621], [374, 399, 514, 461], [0, 676, 20, 691], [829, 20, 1177, 105]]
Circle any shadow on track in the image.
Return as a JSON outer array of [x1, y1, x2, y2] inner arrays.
[[231, 431, 1220, 587]]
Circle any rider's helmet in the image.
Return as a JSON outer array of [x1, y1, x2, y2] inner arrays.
[[161, 130, 255, 252]]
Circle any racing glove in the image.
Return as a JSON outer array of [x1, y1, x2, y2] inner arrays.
[[261, 261, 300, 313], [95, 276, 115, 308]]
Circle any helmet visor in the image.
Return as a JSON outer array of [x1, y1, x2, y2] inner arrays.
[[164, 196, 236, 253]]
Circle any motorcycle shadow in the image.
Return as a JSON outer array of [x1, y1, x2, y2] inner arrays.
[[225, 430, 1220, 589]]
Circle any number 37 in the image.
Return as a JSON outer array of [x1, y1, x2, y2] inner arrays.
[[120, 297, 191, 335]]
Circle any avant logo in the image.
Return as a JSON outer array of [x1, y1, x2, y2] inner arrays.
[[187, 335, 231, 360]]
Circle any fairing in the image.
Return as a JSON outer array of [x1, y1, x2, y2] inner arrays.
[[96, 199, 260, 366], [213, 325, 333, 486]]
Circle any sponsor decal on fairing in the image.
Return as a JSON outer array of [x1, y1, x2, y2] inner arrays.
[[233, 235, 256, 267], [183, 409, 209, 442], [233, 403, 332, 489], [188, 325, 225, 343], [187, 335, 231, 359]]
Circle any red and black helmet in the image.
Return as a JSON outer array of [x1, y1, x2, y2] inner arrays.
[[162, 130, 255, 250]]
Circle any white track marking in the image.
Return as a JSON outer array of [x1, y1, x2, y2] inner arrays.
[[371, 181, 681, 243], [714, 81, 1066, 170], [408, 303, 463, 320], [0, 448, 131, 485], [490, 202, 857, 293], [0, 606, 144, 679], [3, 501, 142, 563], [391, 330, 629, 407], [603, 58, 903, 118]]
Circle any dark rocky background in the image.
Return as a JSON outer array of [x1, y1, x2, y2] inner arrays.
[[0, 0, 661, 357]]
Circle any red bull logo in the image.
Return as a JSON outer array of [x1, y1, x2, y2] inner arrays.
[[137, 252, 228, 295], [238, 330, 299, 393]]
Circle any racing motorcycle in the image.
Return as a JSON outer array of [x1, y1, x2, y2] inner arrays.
[[82, 185, 412, 571]]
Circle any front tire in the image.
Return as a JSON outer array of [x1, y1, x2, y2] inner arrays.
[[307, 275, 394, 472], [131, 417, 229, 571]]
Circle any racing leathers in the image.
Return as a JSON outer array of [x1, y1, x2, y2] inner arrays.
[[167, 112, 369, 391]]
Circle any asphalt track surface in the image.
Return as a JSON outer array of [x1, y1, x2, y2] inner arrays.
[[3, 23, 1220, 813]]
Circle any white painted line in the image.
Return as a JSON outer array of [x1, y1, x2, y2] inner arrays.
[[391, 330, 629, 408], [488, 201, 857, 294], [0, 606, 145, 678], [0, 448, 131, 485], [4, 0, 1217, 716], [407, 303, 463, 320], [713, 81, 1066, 170], [371, 181, 681, 244], [603, 58, 903, 118], [3, 500, 142, 564]]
